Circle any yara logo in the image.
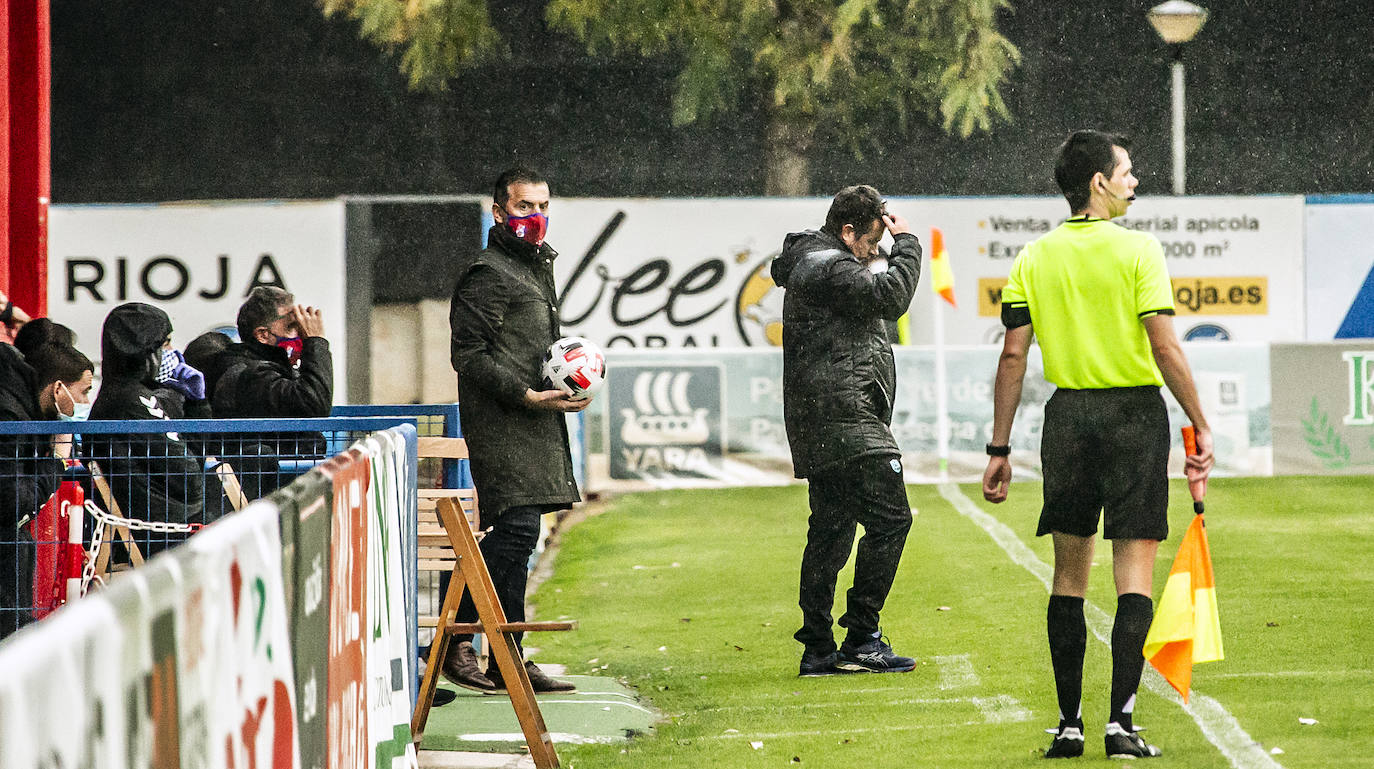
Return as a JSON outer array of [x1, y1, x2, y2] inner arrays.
[[1343, 351, 1374, 426], [620, 371, 710, 445]]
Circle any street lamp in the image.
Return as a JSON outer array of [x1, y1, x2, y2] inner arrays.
[[1148, 0, 1209, 195]]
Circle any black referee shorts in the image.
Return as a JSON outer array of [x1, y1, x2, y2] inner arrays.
[[1037, 386, 1170, 541]]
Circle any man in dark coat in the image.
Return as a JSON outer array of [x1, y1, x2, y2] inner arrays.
[[445, 167, 589, 693], [772, 184, 922, 677], [0, 342, 94, 638], [211, 287, 332, 500], [88, 303, 209, 556]]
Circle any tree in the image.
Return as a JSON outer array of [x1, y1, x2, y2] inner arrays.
[[322, 0, 1020, 194]]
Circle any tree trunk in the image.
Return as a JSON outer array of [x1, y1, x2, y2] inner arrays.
[[764, 110, 814, 196]]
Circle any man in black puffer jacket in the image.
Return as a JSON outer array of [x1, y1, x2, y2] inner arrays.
[[772, 185, 922, 678], [211, 286, 332, 501]]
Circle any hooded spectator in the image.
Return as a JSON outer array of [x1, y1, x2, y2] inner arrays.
[[88, 303, 209, 555]]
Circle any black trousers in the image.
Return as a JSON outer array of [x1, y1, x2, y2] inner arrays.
[[454, 504, 543, 650], [795, 454, 913, 654]]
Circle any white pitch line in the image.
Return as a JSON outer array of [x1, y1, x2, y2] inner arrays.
[[457, 733, 627, 744], [937, 482, 1283, 769], [934, 653, 981, 690], [1204, 669, 1374, 680], [699, 720, 986, 741], [971, 695, 1033, 724], [703, 696, 1027, 714], [460, 698, 657, 715]]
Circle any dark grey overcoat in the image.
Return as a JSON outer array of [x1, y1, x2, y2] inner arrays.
[[448, 225, 580, 518]]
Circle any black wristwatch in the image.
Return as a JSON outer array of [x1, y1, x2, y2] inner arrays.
[[985, 443, 1011, 457]]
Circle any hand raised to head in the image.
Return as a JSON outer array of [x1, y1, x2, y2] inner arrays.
[[291, 305, 326, 338], [882, 212, 911, 236]]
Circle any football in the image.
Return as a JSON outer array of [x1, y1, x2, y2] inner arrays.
[[541, 336, 607, 399]]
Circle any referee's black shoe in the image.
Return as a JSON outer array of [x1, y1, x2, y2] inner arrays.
[[836, 634, 915, 673], [1105, 722, 1162, 758], [1044, 723, 1085, 758]]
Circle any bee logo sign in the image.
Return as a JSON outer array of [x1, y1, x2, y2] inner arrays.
[[608, 366, 724, 479]]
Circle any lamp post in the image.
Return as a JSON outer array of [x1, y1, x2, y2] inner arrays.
[[1148, 1, 1209, 195]]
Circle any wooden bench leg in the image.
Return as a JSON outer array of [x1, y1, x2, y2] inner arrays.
[[411, 558, 462, 741], [411, 498, 562, 769]]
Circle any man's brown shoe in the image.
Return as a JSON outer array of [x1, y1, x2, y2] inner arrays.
[[440, 641, 500, 694], [486, 660, 577, 693]]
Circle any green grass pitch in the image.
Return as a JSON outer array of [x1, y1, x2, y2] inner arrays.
[[529, 476, 1374, 768]]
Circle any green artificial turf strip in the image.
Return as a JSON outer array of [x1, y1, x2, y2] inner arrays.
[[527, 477, 1374, 768]]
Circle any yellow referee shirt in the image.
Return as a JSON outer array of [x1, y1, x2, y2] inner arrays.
[[1001, 217, 1175, 389]]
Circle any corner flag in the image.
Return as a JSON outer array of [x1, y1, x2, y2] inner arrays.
[[1143, 427, 1223, 702], [930, 227, 956, 307]]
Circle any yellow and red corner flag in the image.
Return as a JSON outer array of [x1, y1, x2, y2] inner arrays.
[[1143, 427, 1223, 703], [930, 227, 957, 307]]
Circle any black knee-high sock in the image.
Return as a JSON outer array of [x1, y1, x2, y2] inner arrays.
[[1110, 592, 1155, 731], [1047, 595, 1086, 728]]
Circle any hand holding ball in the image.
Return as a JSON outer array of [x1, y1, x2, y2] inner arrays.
[[541, 336, 606, 400]]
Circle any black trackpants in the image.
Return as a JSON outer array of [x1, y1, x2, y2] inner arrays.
[[794, 453, 913, 654]]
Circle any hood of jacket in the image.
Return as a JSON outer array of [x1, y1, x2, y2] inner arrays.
[[773, 229, 845, 288], [101, 302, 171, 383]]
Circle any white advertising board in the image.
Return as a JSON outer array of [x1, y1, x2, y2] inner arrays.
[[1304, 199, 1374, 340], [541, 196, 1305, 348], [48, 201, 348, 400]]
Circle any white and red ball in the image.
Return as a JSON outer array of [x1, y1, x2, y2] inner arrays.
[[541, 336, 606, 399]]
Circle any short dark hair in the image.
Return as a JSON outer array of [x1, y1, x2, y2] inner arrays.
[[1055, 130, 1131, 213], [28, 343, 94, 389], [14, 318, 75, 358], [822, 185, 886, 239], [184, 331, 233, 374], [237, 286, 294, 341], [493, 167, 548, 208]]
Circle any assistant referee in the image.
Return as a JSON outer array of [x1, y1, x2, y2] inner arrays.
[[981, 130, 1215, 760]]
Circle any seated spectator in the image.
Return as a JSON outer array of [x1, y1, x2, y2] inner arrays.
[[0, 342, 94, 638], [13, 318, 76, 359], [212, 287, 332, 500], [88, 303, 209, 556], [184, 330, 235, 403]]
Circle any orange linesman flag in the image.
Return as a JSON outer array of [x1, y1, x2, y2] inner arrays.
[[929, 227, 957, 307], [1143, 427, 1223, 703]]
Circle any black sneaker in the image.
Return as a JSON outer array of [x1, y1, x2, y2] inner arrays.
[[1044, 724, 1085, 758], [440, 641, 500, 694], [799, 649, 847, 677], [836, 635, 915, 673], [1105, 722, 1161, 758]]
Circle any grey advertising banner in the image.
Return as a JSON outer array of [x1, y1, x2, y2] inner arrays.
[[586, 344, 1272, 488], [1272, 342, 1374, 475]]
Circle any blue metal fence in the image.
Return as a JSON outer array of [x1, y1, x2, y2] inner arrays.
[[1, 415, 418, 640]]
